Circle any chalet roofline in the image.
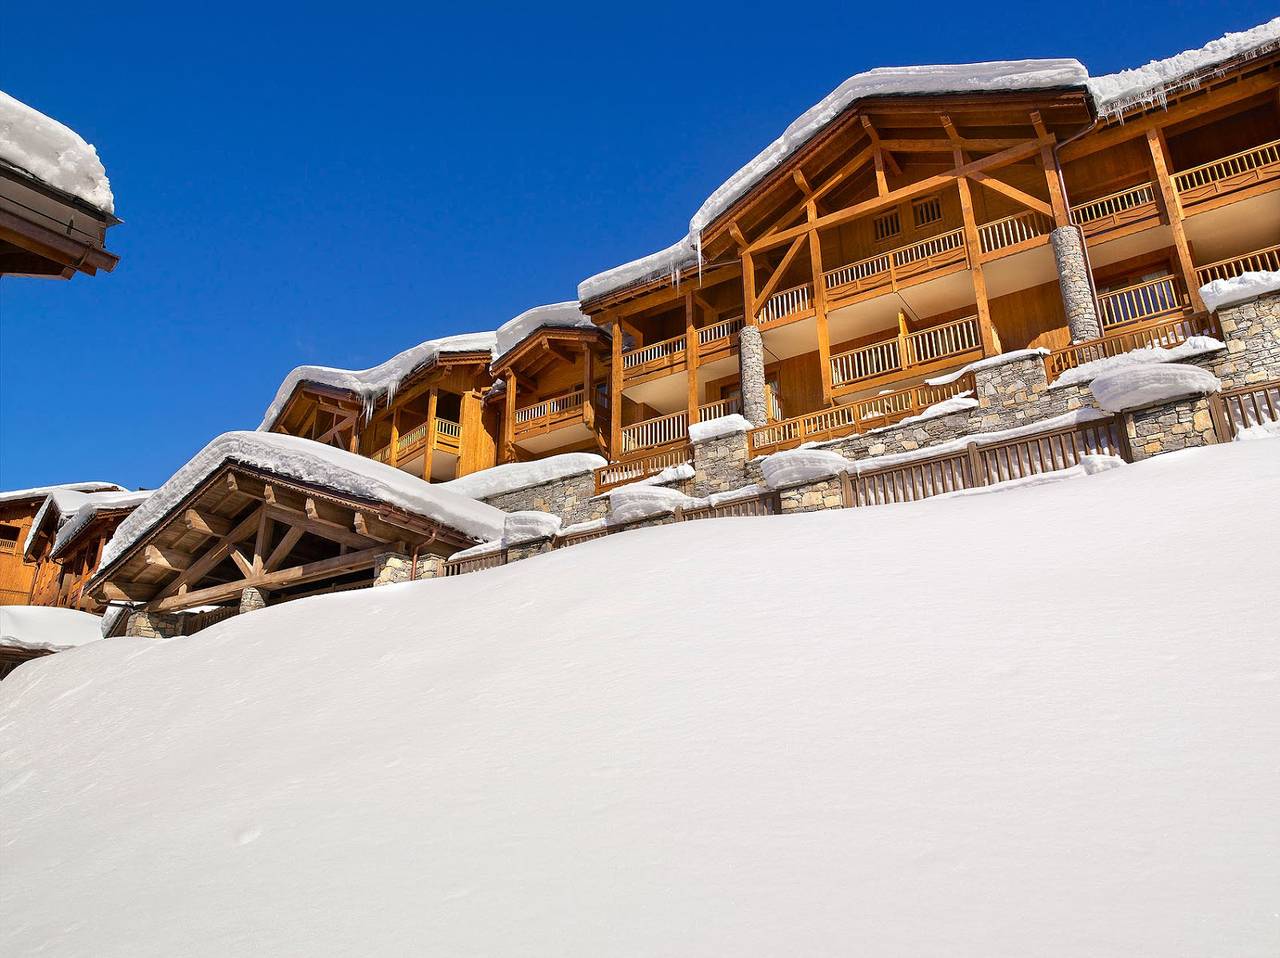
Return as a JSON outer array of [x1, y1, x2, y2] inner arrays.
[[0, 160, 122, 226], [48, 505, 138, 562], [88, 460, 481, 596], [489, 324, 610, 375]]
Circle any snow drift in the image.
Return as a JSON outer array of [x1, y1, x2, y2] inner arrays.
[[0, 606, 102, 653], [3, 438, 1277, 956]]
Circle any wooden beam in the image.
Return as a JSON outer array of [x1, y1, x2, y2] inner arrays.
[[956, 177, 1000, 356], [877, 137, 1030, 153], [144, 544, 192, 572], [264, 525, 304, 573], [807, 229, 834, 406], [156, 505, 264, 601], [152, 545, 390, 613], [1146, 128, 1205, 312], [968, 171, 1052, 217], [253, 510, 271, 575], [1039, 143, 1071, 226], [230, 547, 254, 578], [504, 370, 518, 463], [102, 580, 157, 603], [184, 509, 232, 538], [389, 407, 401, 468], [423, 387, 438, 482], [685, 292, 700, 425], [609, 319, 623, 456], [742, 250, 759, 324], [747, 138, 1047, 254], [753, 234, 808, 309]]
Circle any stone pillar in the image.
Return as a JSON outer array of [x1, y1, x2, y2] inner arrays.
[[414, 554, 447, 580], [738, 325, 768, 426], [373, 552, 413, 587], [690, 430, 751, 496], [1050, 226, 1101, 343], [239, 587, 267, 614], [124, 610, 186, 638]]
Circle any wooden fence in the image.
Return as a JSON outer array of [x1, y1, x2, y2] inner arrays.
[[844, 415, 1130, 507], [1044, 313, 1220, 382], [444, 549, 509, 577], [1208, 379, 1280, 441]]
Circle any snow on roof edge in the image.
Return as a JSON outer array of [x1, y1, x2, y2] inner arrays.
[[0, 90, 115, 214], [0, 481, 124, 505], [490, 302, 601, 370]]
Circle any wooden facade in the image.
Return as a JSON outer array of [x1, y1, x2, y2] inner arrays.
[[0, 165, 119, 279], [0, 495, 45, 606]]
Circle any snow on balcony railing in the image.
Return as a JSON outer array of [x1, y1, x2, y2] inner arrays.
[[756, 283, 812, 324], [1195, 244, 1280, 285], [622, 409, 688, 453], [1069, 182, 1157, 231], [978, 211, 1051, 254], [1044, 312, 1221, 383], [1097, 275, 1184, 330], [697, 315, 744, 347], [622, 334, 687, 370], [1173, 137, 1280, 202], [594, 445, 693, 493], [515, 389, 584, 425]]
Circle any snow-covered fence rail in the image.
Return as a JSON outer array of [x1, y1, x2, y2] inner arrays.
[[978, 211, 1051, 254], [852, 374, 977, 428], [444, 549, 508, 577], [1044, 312, 1221, 382], [1208, 379, 1280, 440], [594, 445, 694, 493], [1098, 275, 1186, 330], [1069, 182, 1157, 235], [845, 415, 1131, 507], [1195, 245, 1280, 286], [1173, 137, 1280, 204]]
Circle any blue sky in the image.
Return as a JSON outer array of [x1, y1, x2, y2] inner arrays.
[[1, 0, 1273, 490]]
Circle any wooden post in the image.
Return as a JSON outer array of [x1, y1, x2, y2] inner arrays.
[[424, 387, 439, 482], [1039, 144, 1071, 227], [742, 250, 758, 325], [685, 292, 700, 425], [807, 226, 834, 406], [957, 177, 999, 356], [897, 310, 912, 367], [610, 318, 623, 459], [1146, 128, 1205, 312], [389, 408, 401, 468], [503, 371, 517, 464]]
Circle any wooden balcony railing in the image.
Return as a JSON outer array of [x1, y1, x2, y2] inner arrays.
[[823, 227, 968, 301], [1069, 182, 1158, 236], [697, 396, 743, 420], [515, 389, 584, 425], [1097, 275, 1185, 330], [619, 398, 744, 454], [1195, 244, 1280, 286], [697, 315, 744, 348], [1208, 378, 1280, 441], [1044, 312, 1221, 383], [595, 445, 693, 493], [622, 333, 687, 369], [370, 417, 463, 464], [756, 283, 812, 325], [444, 549, 508, 576], [1173, 137, 1280, 205], [747, 374, 976, 456], [978, 210, 1052, 255], [829, 316, 980, 389]]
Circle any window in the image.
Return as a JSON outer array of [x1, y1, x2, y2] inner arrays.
[[873, 209, 901, 242], [0, 524, 18, 555], [912, 195, 943, 228]]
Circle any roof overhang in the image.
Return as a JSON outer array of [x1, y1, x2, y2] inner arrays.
[[0, 165, 119, 278]]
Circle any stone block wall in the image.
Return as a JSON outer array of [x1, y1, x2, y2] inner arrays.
[[1125, 396, 1218, 461], [689, 431, 755, 496], [1204, 291, 1280, 389], [124, 610, 186, 638], [778, 475, 846, 514], [480, 471, 607, 526]]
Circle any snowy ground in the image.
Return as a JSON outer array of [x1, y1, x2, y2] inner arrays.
[[1, 439, 1277, 957]]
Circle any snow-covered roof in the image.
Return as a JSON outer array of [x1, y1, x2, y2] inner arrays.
[[0, 481, 124, 506], [257, 330, 498, 431], [577, 59, 1088, 304], [49, 491, 154, 560], [0, 606, 102, 653], [491, 302, 600, 369], [21, 487, 142, 559], [1088, 17, 1280, 118], [435, 453, 607, 501], [1199, 270, 1280, 313], [100, 432, 507, 572], [0, 90, 115, 213]]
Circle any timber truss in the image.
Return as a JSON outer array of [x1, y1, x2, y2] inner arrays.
[[90, 465, 476, 613]]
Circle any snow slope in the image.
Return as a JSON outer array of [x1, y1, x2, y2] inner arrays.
[[0, 606, 102, 653], [2, 439, 1278, 957], [0, 90, 114, 212]]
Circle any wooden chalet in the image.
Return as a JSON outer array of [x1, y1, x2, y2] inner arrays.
[[0, 483, 125, 607], [571, 34, 1279, 466], [86, 435, 505, 621], [264, 342, 500, 483]]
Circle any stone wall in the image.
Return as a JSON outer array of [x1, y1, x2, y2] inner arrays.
[[480, 470, 607, 525], [688, 431, 756, 496], [1125, 395, 1217, 461], [124, 610, 186, 638], [778, 475, 845, 514], [1204, 290, 1280, 389]]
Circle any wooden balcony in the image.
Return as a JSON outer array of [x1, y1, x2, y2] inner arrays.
[[820, 228, 969, 314], [1044, 312, 1221, 383], [371, 418, 461, 464], [976, 210, 1053, 256], [1195, 244, 1280, 286], [747, 374, 977, 457], [1096, 275, 1187, 332], [1174, 137, 1280, 208], [829, 315, 982, 395], [620, 398, 742, 454], [595, 445, 694, 493], [1069, 182, 1159, 240], [620, 315, 746, 385]]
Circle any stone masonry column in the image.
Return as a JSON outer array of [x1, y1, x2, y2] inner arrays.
[[1050, 226, 1101, 343], [239, 587, 268, 614], [372, 552, 413, 587], [738, 325, 768, 426]]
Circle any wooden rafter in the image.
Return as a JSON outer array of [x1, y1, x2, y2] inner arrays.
[[752, 235, 808, 311], [968, 171, 1052, 217]]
